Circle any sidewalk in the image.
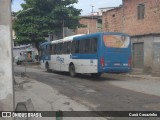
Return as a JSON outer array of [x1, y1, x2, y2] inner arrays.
[[105, 69, 160, 97], [14, 75, 107, 120], [120, 68, 160, 80]]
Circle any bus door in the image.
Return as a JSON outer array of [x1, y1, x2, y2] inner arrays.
[[45, 44, 51, 61]]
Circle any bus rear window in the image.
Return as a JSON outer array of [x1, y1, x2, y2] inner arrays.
[[103, 35, 130, 48]]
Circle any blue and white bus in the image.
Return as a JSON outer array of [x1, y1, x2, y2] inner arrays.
[[40, 32, 131, 77]]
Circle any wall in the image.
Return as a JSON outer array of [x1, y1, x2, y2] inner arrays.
[[131, 35, 160, 74], [102, 7, 123, 32], [102, 0, 160, 74], [131, 36, 152, 69], [75, 17, 98, 34], [123, 0, 160, 36], [0, 0, 14, 114], [102, 0, 160, 36]]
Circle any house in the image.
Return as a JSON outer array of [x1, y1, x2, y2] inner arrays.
[[102, 0, 160, 75], [75, 15, 102, 34]]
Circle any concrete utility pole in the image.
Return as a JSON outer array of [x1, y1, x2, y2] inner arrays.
[[0, 0, 14, 118], [91, 5, 94, 33]]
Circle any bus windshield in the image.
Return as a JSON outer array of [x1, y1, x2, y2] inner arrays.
[[103, 34, 130, 48]]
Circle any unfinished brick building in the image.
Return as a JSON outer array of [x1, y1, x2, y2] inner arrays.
[[75, 16, 102, 34], [102, 0, 160, 75]]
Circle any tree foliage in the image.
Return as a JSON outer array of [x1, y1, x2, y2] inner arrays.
[[13, 0, 81, 46]]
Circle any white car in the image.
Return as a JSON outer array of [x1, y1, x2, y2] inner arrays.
[[14, 55, 25, 65]]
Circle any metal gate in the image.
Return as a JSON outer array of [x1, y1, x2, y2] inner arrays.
[[132, 43, 144, 68], [152, 42, 160, 72]]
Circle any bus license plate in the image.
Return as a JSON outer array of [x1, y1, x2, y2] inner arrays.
[[114, 63, 121, 66]]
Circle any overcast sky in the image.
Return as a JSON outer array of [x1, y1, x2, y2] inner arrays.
[[12, 0, 122, 15]]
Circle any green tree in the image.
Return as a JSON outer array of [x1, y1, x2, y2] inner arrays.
[[13, 0, 81, 50]]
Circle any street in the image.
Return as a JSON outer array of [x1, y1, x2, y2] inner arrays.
[[14, 65, 160, 120]]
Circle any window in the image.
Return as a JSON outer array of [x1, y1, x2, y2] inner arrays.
[[71, 41, 80, 54], [71, 38, 98, 54], [67, 42, 71, 54], [80, 39, 85, 53], [52, 44, 56, 54], [56, 44, 60, 54], [75, 41, 80, 53], [46, 44, 50, 55], [80, 39, 90, 53], [62, 42, 71, 54], [59, 43, 63, 54], [62, 42, 67, 54], [97, 18, 102, 29], [103, 35, 130, 48], [90, 38, 98, 53], [137, 4, 145, 20], [71, 41, 76, 53], [50, 45, 53, 55]]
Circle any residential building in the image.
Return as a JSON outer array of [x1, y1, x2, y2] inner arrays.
[[75, 15, 102, 34], [102, 0, 160, 75]]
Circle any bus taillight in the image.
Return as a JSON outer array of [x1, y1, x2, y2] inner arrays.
[[128, 57, 131, 67], [100, 57, 105, 67]]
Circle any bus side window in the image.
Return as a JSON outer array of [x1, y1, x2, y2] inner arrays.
[[71, 41, 76, 54], [90, 38, 98, 53], [67, 41, 71, 54], [59, 43, 63, 54], [52, 44, 56, 55], [42, 46, 45, 56], [85, 39, 90, 53], [80, 39, 85, 53], [47, 45, 51, 55], [56, 43, 60, 54], [75, 41, 80, 53], [80, 39, 90, 54], [93, 38, 98, 53], [46, 45, 50, 55], [62, 42, 67, 54], [57, 43, 60, 54], [50, 45, 53, 55]]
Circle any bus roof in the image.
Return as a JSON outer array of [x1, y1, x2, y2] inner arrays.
[[72, 32, 130, 40], [63, 34, 85, 41], [41, 32, 130, 45], [51, 39, 63, 44], [50, 34, 85, 44]]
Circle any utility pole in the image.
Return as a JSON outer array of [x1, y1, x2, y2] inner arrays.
[[0, 0, 14, 118], [91, 5, 94, 33], [63, 19, 64, 38]]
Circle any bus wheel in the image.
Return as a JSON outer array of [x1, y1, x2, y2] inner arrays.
[[69, 64, 76, 77], [46, 62, 50, 72], [91, 73, 101, 78]]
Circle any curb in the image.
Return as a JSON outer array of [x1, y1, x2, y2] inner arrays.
[[119, 73, 160, 80]]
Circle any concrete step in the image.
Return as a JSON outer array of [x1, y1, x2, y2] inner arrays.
[[131, 68, 143, 75]]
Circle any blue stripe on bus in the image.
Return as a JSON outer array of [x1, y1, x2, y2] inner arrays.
[[71, 54, 97, 59]]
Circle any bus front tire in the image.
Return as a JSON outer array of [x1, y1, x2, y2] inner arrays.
[[69, 64, 76, 77], [46, 62, 50, 72], [91, 73, 101, 78]]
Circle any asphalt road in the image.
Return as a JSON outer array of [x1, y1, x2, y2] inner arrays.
[[14, 66, 160, 120]]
